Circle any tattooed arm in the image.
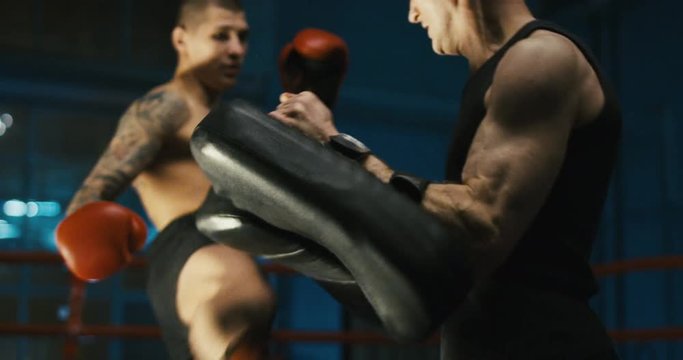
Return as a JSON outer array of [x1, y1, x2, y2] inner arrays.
[[66, 90, 190, 215]]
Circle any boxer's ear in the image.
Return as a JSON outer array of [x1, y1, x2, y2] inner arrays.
[[172, 26, 187, 55]]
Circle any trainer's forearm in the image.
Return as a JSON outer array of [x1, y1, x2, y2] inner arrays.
[[423, 183, 513, 281], [360, 155, 394, 183], [361, 156, 505, 280], [362, 156, 488, 237]]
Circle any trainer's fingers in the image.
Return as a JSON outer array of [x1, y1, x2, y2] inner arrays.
[[290, 101, 307, 115], [276, 97, 298, 112], [275, 103, 295, 117], [279, 92, 295, 103], [269, 111, 297, 126], [277, 100, 307, 118]]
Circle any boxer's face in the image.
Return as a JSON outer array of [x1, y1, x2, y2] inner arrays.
[[408, 0, 463, 55], [179, 5, 249, 91]]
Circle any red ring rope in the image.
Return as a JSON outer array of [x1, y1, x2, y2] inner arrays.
[[0, 251, 680, 358]]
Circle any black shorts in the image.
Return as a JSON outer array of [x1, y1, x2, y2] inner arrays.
[[146, 213, 214, 360]]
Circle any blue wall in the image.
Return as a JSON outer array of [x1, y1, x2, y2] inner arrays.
[[0, 0, 681, 359]]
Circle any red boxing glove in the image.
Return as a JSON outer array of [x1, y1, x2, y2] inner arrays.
[[290, 28, 348, 63], [56, 201, 147, 282], [279, 28, 349, 108]]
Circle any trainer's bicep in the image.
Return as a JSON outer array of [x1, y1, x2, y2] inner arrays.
[[443, 43, 582, 276], [464, 38, 581, 244], [462, 108, 570, 239]]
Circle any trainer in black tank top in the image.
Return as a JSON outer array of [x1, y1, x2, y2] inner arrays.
[[445, 20, 621, 299]]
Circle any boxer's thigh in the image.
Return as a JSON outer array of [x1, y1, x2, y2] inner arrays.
[[176, 243, 274, 326]]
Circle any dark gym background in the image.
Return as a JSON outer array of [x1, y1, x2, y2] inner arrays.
[[0, 0, 681, 359]]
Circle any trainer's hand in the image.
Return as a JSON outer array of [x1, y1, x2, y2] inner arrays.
[[56, 201, 147, 282], [269, 91, 338, 142]]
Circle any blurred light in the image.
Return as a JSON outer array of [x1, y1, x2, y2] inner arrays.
[[3, 200, 27, 217], [26, 202, 39, 217], [0, 113, 12, 128], [42, 231, 58, 252], [57, 305, 70, 321], [37, 201, 62, 217], [0, 220, 20, 239], [0, 122, 5, 136], [2, 200, 62, 218]]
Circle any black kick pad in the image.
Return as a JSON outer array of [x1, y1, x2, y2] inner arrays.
[[190, 100, 472, 341], [196, 190, 379, 321]]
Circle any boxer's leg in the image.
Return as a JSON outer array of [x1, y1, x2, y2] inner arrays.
[[146, 214, 274, 360], [179, 243, 275, 359]]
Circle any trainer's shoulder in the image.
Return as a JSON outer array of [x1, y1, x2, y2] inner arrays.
[[492, 30, 586, 100], [500, 30, 585, 81]]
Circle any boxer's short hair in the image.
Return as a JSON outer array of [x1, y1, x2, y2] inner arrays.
[[177, 0, 244, 28]]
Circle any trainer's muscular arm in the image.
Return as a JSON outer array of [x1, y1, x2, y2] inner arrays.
[[273, 37, 588, 281], [66, 90, 189, 215], [424, 37, 585, 279]]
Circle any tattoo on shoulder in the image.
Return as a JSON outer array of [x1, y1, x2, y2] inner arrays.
[[131, 90, 191, 135], [67, 90, 192, 211]]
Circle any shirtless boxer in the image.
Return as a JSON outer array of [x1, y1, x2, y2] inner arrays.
[[268, 0, 622, 358], [56, 1, 275, 359]]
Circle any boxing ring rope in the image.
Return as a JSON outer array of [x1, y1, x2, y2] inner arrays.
[[592, 255, 683, 277], [0, 252, 682, 358]]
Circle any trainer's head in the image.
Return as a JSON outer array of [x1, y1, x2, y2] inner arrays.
[[408, 0, 528, 55], [172, 0, 249, 91]]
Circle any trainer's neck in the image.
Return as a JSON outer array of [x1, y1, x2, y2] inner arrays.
[[463, 4, 535, 71]]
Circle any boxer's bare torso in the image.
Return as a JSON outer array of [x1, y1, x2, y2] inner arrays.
[[67, 81, 212, 230], [131, 83, 213, 230]]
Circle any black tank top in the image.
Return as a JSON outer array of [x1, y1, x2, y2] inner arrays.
[[445, 20, 621, 299]]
